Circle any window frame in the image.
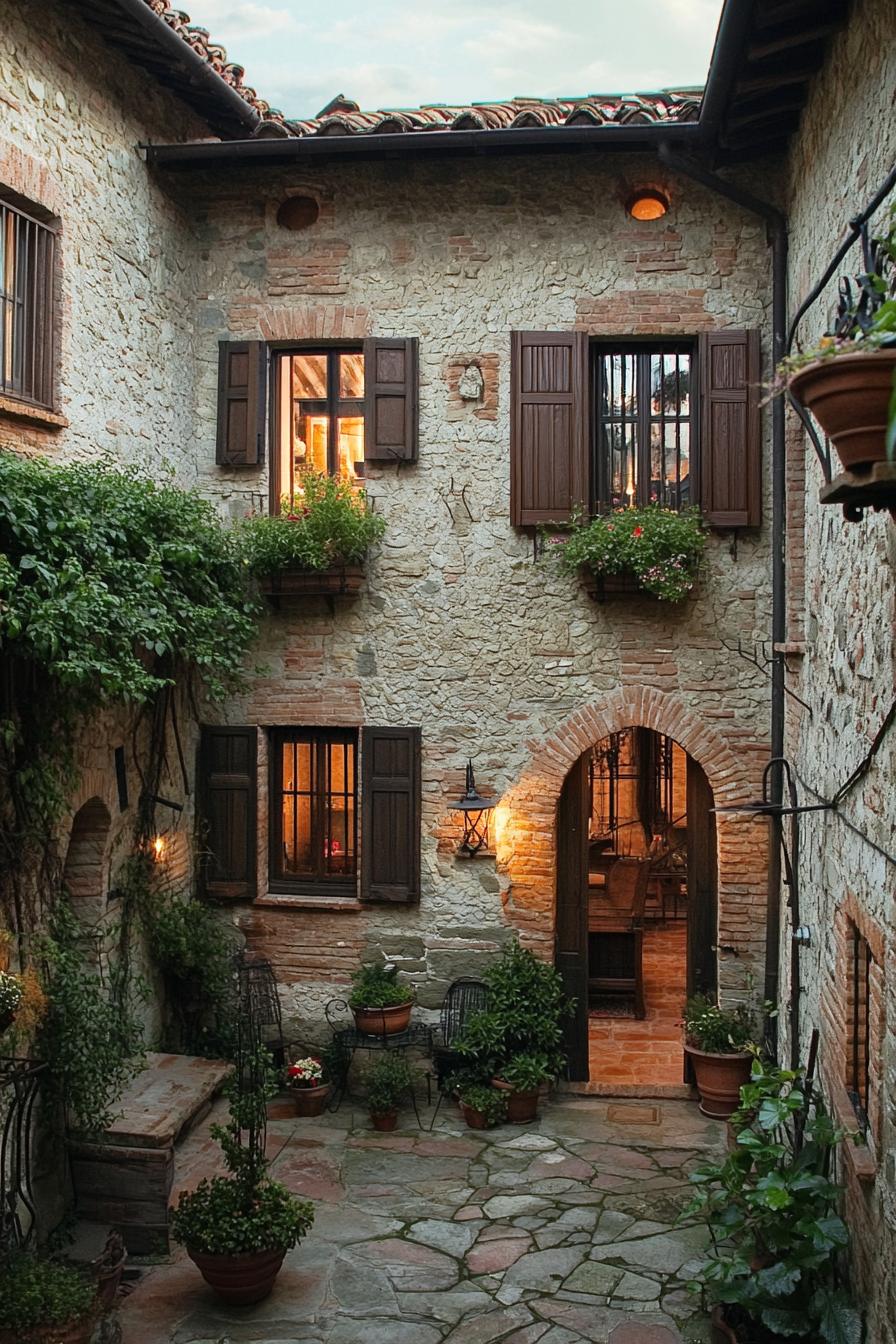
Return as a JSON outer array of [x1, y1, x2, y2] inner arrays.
[[269, 341, 365, 513], [268, 726, 359, 898], [590, 339, 697, 514], [846, 923, 873, 1135], [0, 195, 57, 413]]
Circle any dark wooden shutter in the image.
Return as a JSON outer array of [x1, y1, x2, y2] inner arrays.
[[510, 330, 588, 527], [686, 756, 718, 1001], [698, 329, 761, 527], [361, 727, 421, 902], [216, 341, 266, 466], [555, 753, 589, 1082], [363, 338, 419, 462], [198, 726, 257, 901]]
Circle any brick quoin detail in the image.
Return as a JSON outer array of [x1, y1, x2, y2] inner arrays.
[[496, 687, 769, 1001], [575, 289, 713, 335]]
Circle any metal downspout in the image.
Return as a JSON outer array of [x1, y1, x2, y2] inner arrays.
[[658, 148, 788, 1058]]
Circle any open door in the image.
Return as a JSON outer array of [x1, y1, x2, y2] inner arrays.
[[556, 754, 589, 1081], [686, 756, 718, 998]]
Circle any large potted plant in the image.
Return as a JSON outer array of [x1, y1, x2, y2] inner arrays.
[[686, 1059, 861, 1343], [491, 1051, 555, 1124], [544, 505, 706, 603], [0, 1254, 99, 1344], [171, 1046, 314, 1305], [240, 470, 385, 601], [778, 203, 896, 474], [285, 1055, 331, 1117], [366, 1053, 411, 1132], [457, 1082, 507, 1131], [349, 962, 414, 1036], [0, 969, 23, 1034], [682, 994, 758, 1119]]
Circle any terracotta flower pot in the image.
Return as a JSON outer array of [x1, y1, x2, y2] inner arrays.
[[491, 1078, 539, 1123], [290, 1083, 331, 1117], [352, 1001, 412, 1036], [370, 1108, 398, 1132], [710, 1304, 739, 1344], [684, 1043, 752, 1118], [187, 1246, 286, 1305], [460, 1102, 489, 1130], [788, 349, 896, 472]]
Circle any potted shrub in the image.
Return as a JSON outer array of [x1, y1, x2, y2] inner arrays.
[[544, 505, 706, 603], [491, 1052, 554, 1124], [0, 1253, 99, 1344], [366, 1053, 411, 1132], [349, 962, 414, 1036], [778, 203, 896, 475], [171, 1047, 314, 1305], [0, 969, 23, 1034], [240, 470, 386, 601], [458, 1083, 507, 1130], [285, 1055, 331, 1117], [685, 1059, 861, 1343], [682, 994, 758, 1119]]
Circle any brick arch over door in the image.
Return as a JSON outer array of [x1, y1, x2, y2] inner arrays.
[[497, 687, 769, 1000]]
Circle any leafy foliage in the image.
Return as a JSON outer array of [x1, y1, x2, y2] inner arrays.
[[456, 941, 573, 1082], [240, 472, 385, 576], [0, 1254, 96, 1331], [682, 993, 758, 1055], [366, 1052, 411, 1115], [458, 1083, 507, 1126], [544, 505, 706, 602], [349, 961, 413, 1010], [497, 1051, 554, 1092], [685, 1059, 862, 1342]]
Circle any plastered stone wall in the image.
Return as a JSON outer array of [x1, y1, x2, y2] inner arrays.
[[178, 152, 776, 1040], [783, 0, 896, 1336]]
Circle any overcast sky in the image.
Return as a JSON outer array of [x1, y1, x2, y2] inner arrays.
[[182, 1, 724, 120]]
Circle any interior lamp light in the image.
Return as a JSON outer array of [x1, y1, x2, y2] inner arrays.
[[626, 189, 670, 221]]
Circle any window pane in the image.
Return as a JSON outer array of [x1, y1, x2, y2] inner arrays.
[[324, 738, 356, 876], [337, 415, 365, 479], [281, 738, 313, 876], [339, 352, 364, 398], [293, 354, 327, 399], [648, 352, 691, 509], [598, 353, 639, 508]]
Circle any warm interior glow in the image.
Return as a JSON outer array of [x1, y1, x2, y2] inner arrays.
[[627, 190, 669, 221], [278, 352, 366, 503], [151, 834, 166, 861]]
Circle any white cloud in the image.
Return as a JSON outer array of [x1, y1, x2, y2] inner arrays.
[[183, 1, 299, 41]]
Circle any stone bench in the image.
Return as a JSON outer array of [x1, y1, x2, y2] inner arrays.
[[68, 1052, 231, 1254]]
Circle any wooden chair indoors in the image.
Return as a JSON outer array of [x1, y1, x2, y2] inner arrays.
[[588, 857, 651, 1019]]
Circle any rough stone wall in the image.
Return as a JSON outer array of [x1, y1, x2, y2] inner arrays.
[[783, 0, 896, 1336], [180, 152, 775, 1036]]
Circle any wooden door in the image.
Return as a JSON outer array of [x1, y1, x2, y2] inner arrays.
[[556, 753, 590, 1081], [686, 757, 718, 999]]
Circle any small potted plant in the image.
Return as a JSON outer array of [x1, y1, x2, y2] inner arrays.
[[0, 1253, 99, 1344], [682, 994, 758, 1119], [171, 1046, 314, 1304], [544, 504, 706, 603], [285, 1055, 331, 1117], [240, 470, 386, 601], [491, 1052, 554, 1124], [686, 1058, 862, 1343], [0, 969, 24, 1034], [457, 1082, 507, 1130], [349, 962, 414, 1036], [366, 1053, 411, 1132]]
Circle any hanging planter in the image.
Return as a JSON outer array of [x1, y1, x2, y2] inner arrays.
[[788, 349, 896, 473], [543, 505, 706, 604]]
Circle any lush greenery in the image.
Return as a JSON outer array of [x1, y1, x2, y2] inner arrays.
[[171, 1046, 314, 1256], [497, 1051, 554, 1092], [366, 1052, 411, 1115], [685, 1059, 861, 1343], [458, 1083, 507, 1127], [0, 969, 23, 1018], [349, 961, 413, 1010], [456, 941, 573, 1083], [36, 902, 144, 1134], [0, 1253, 96, 1332], [544, 505, 706, 602], [240, 472, 386, 577], [682, 993, 758, 1055]]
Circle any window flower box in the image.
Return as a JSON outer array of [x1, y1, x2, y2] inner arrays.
[[258, 565, 365, 601], [543, 505, 706, 604]]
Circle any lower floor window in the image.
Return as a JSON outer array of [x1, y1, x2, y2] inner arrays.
[[846, 924, 873, 1132], [271, 728, 357, 893]]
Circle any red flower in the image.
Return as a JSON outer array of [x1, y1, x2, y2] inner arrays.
[[632, 526, 643, 538]]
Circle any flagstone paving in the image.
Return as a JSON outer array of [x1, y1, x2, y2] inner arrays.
[[117, 1095, 723, 1344]]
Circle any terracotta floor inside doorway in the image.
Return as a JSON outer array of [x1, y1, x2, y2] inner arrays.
[[588, 921, 688, 1093]]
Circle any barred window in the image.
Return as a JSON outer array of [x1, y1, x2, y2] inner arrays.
[[271, 728, 357, 896], [593, 345, 692, 511], [0, 199, 55, 410], [846, 924, 873, 1132]]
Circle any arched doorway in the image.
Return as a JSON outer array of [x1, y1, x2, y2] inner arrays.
[[62, 796, 112, 924], [556, 729, 717, 1086]]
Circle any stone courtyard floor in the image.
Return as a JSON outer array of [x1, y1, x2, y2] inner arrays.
[[117, 1094, 724, 1344]]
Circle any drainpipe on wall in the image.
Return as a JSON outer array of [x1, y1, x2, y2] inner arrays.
[[657, 147, 788, 1058]]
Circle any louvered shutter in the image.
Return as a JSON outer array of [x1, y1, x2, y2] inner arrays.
[[363, 338, 419, 462], [198, 726, 257, 900], [216, 341, 267, 466], [510, 330, 588, 527], [361, 727, 421, 903], [697, 330, 761, 528]]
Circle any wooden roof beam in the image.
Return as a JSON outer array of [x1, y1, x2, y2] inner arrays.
[[748, 21, 842, 59]]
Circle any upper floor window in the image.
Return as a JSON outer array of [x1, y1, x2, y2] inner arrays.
[[0, 199, 56, 410], [276, 349, 365, 506], [594, 345, 692, 511]]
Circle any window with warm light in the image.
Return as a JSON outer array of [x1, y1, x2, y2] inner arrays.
[[593, 344, 692, 511], [270, 728, 357, 896], [1, 197, 56, 411], [275, 349, 365, 506]]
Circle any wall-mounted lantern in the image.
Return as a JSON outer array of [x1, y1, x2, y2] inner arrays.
[[452, 760, 496, 856], [626, 188, 669, 221]]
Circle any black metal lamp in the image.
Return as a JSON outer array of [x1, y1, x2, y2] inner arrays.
[[452, 760, 497, 856]]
